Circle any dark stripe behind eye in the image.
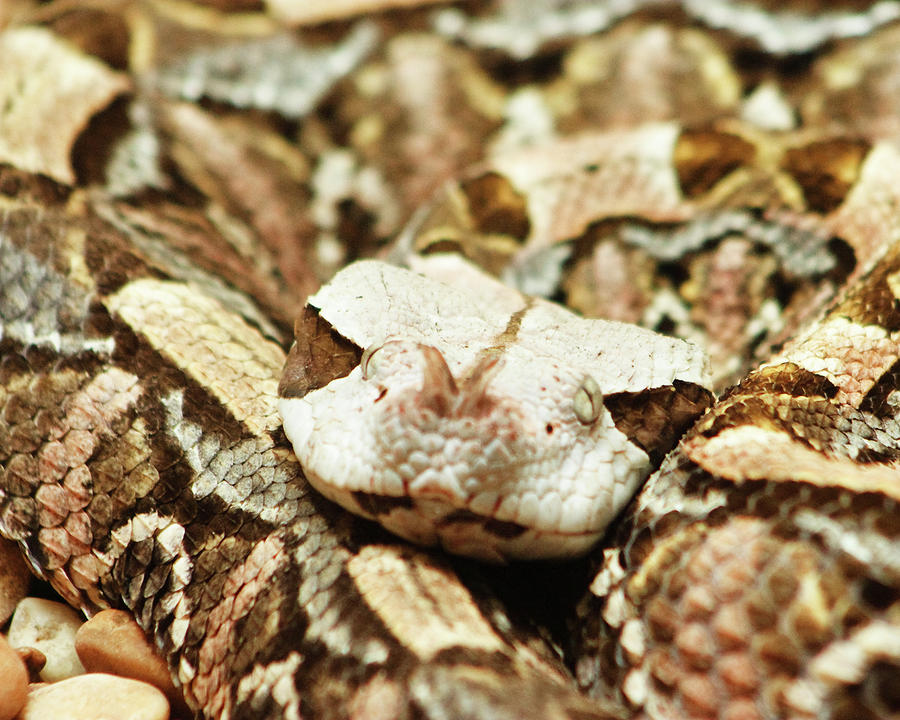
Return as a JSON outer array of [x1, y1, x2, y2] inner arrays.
[[604, 381, 714, 465]]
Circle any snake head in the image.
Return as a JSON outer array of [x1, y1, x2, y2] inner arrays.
[[278, 256, 712, 561]]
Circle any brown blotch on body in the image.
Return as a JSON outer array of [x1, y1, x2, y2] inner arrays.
[[458, 171, 530, 240], [723, 362, 839, 401], [782, 138, 870, 213], [278, 306, 363, 399], [859, 357, 900, 417], [84, 230, 156, 297], [836, 244, 900, 331], [673, 129, 756, 198], [410, 176, 527, 276], [0, 168, 70, 206], [698, 393, 839, 455], [696, 363, 854, 454]]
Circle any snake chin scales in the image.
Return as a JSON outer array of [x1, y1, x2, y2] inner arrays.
[[279, 254, 712, 561]]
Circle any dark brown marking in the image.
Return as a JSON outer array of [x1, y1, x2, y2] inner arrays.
[[782, 138, 870, 213], [441, 509, 528, 539], [430, 646, 516, 672], [699, 389, 900, 464], [419, 238, 466, 257], [497, 301, 529, 344], [0, 168, 70, 206], [352, 491, 414, 517], [836, 244, 900, 331], [278, 305, 363, 398], [673, 129, 755, 198], [479, 300, 532, 367], [85, 229, 159, 297], [723, 363, 839, 401], [483, 516, 529, 539], [860, 358, 900, 418], [459, 171, 531, 240], [604, 381, 713, 465]]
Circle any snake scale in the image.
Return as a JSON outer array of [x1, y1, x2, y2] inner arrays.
[[1, 1, 899, 719]]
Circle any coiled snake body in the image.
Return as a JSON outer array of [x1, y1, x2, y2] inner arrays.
[[1, 2, 899, 719]]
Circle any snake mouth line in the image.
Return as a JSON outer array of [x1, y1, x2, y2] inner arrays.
[[349, 491, 602, 540]]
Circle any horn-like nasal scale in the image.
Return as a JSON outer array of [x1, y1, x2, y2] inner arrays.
[[279, 254, 712, 561]]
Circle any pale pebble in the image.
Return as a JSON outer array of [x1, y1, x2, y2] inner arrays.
[[7, 598, 85, 682], [18, 673, 169, 720], [0, 634, 28, 720], [0, 540, 30, 627]]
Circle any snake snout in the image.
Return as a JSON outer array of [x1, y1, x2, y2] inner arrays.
[[363, 341, 503, 418]]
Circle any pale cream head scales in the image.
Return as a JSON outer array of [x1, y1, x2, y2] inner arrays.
[[278, 254, 712, 561]]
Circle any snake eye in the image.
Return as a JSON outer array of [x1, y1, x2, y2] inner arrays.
[[573, 376, 603, 424]]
